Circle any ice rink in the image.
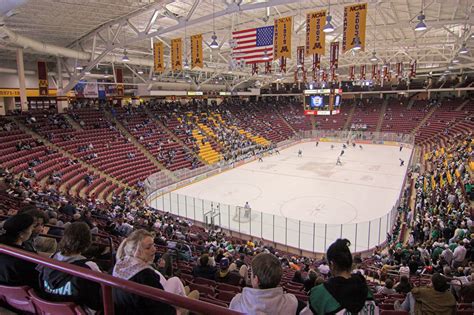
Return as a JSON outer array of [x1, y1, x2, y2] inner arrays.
[[172, 141, 411, 225], [152, 141, 412, 252]]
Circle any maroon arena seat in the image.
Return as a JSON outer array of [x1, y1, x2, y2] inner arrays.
[[0, 285, 35, 314], [28, 289, 86, 315]]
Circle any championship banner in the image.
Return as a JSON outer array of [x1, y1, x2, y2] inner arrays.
[[410, 60, 417, 78], [342, 3, 367, 53], [383, 64, 389, 81], [265, 61, 272, 74], [360, 64, 366, 80], [191, 34, 203, 68], [305, 10, 326, 56], [330, 42, 339, 69], [396, 62, 403, 78], [115, 68, 124, 97], [349, 65, 355, 80], [171, 38, 183, 72], [153, 42, 164, 73], [37, 61, 48, 96], [371, 64, 377, 80], [297, 46, 305, 69], [312, 54, 320, 80], [274, 16, 292, 59]]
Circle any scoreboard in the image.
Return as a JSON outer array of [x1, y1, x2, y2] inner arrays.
[[303, 88, 342, 115]]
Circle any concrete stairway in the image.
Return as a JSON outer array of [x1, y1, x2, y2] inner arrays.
[[410, 105, 439, 136], [103, 110, 168, 173], [375, 99, 388, 132], [192, 129, 221, 164], [342, 102, 357, 130]]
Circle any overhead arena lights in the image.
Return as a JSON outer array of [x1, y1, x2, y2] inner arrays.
[[183, 59, 190, 70], [262, 50, 270, 61], [209, 32, 219, 49], [415, 12, 427, 31], [459, 43, 468, 54], [352, 36, 362, 51], [323, 14, 335, 33], [122, 49, 130, 62], [370, 51, 378, 62]]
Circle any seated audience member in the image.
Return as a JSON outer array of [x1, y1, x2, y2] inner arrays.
[[317, 261, 330, 276], [0, 214, 39, 289], [291, 270, 304, 284], [34, 236, 58, 257], [302, 239, 376, 314], [20, 208, 47, 253], [303, 269, 319, 293], [113, 230, 196, 315], [394, 275, 413, 294], [377, 278, 396, 295], [192, 254, 217, 280], [38, 222, 102, 312], [395, 273, 456, 314], [229, 252, 298, 315], [215, 257, 242, 286]]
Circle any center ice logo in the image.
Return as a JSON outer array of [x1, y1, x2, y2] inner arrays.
[[309, 203, 325, 217]]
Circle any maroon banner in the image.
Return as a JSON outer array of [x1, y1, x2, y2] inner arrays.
[[264, 61, 272, 74], [371, 64, 377, 81], [349, 65, 355, 80], [297, 46, 305, 69], [360, 65, 366, 80], [279, 57, 286, 73], [330, 42, 339, 69], [251, 63, 258, 75], [116, 68, 124, 97], [37, 61, 48, 96], [396, 62, 403, 78], [322, 69, 327, 82], [410, 60, 417, 78], [383, 64, 389, 80]]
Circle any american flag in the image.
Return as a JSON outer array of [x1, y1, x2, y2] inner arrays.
[[232, 26, 274, 64]]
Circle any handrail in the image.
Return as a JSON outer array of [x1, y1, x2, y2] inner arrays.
[[0, 245, 242, 315]]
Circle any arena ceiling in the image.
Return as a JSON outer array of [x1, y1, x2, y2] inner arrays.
[[0, 0, 473, 91]]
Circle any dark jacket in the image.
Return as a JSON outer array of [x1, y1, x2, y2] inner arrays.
[[192, 264, 217, 280], [214, 269, 242, 286], [0, 244, 39, 289], [38, 253, 102, 311], [308, 274, 375, 314], [113, 268, 176, 315]]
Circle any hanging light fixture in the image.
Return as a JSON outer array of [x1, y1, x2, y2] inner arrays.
[[262, 49, 270, 60], [183, 59, 190, 69], [137, 69, 144, 75], [323, 0, 334, 33], [414, 12, 427, 31], [122, 49, 130, 62], [452, 57, 459, 63], [209, 0, 219, 48], [370, 51, 378, 62], [210, 32, 219, 49], [84, 69, 91, 75], [75, 65, 83, 70], [352, 36, 362, 51], [459, 43, 468, 54]]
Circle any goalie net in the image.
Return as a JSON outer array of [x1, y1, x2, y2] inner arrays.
[[232, 206, 253, 223]]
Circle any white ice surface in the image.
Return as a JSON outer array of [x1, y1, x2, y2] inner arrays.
[[155, 141, 412, 252]]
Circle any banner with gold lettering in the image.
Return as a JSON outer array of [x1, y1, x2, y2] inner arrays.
[[153, 42, 164, 73], [171, 38, 183, 72], [306, 10, 326, 56], [191, 34, 203, 69], [330, 42, 339, 69], [37, 61, 48, 96], [342, 3, 367, 53], [274, 16, 292, 59], [115, 68, 124, 97], [360, 64, 366, 80]]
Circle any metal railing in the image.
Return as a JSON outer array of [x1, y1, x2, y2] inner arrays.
[[145, 131, 415, 254], [0, 245, 242, 315]]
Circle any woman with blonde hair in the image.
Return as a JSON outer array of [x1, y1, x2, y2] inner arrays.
[[112, 229, 197, 315]]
